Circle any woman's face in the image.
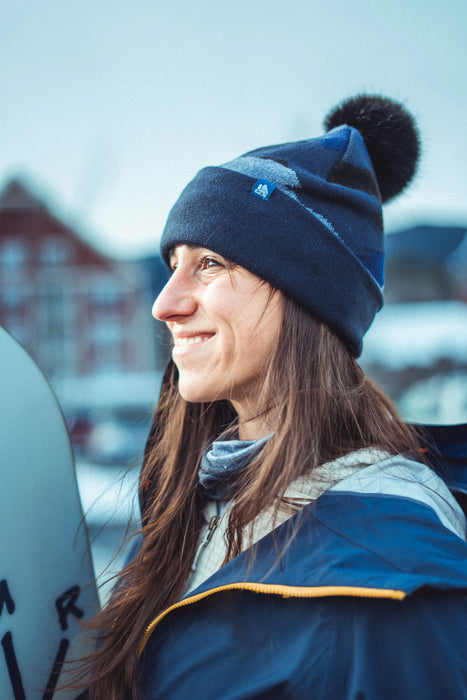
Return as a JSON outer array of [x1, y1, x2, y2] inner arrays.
[[153, 245, 282, 420]]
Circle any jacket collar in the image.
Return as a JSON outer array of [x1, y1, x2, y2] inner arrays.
[[191, 456, 467, 599]]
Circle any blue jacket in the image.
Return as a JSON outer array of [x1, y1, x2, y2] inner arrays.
[[138, 458, 467, 699]]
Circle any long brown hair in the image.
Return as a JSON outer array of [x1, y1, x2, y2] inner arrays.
[[81, 295, 422, 699]]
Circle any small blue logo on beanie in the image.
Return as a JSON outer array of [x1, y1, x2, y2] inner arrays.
[[251, 179, 276, 200]]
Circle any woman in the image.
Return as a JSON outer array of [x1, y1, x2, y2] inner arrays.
[[83, 95, 467, 699]]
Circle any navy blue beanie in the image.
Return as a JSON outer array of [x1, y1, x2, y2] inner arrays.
[[160, 95, 420, 356]]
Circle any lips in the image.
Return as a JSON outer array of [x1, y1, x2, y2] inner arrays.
[[172, 332, 215, 352]]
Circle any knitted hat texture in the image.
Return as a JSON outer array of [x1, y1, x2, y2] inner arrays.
[[160, 95, 420, 356]]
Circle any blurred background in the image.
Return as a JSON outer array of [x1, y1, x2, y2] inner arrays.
[[1, 0, 466, 600]]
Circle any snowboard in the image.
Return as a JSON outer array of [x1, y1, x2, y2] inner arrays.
[[0, 326, 99, 699]]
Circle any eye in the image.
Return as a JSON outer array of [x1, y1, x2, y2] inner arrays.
[[201, 255, 224, 270]]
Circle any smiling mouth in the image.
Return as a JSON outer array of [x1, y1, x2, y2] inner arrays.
[[173, 333, 214, 350]]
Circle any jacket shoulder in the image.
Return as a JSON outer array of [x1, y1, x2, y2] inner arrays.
[[324, 589, 467, 699], [140, 584, 467, 700]]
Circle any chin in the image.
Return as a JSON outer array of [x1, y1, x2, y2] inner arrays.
[[177, 379, 223, 405]]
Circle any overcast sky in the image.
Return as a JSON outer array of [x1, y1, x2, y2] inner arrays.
[[1, 0, 466, 258]]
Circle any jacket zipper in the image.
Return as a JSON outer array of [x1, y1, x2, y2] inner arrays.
[[139, 582, 406, 656], [190, 513, 220, 573]]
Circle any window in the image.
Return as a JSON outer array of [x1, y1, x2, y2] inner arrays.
[[92, 318, 125, 346], [0, 240, 27, 269], [91, 275, 123, 306], [0, 286, 27, 309], [40, 237, 70, 265]]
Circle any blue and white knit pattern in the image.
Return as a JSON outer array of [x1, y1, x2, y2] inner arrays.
[[222, 155, 340, 240]]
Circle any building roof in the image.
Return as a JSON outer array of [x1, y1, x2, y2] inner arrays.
[[0, 177, 116, 269]]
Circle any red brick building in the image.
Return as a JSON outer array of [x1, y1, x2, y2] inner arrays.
[[0, 178, 158, 381]]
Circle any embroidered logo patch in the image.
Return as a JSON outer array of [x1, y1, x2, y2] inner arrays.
[[251, 179, 276, 200]]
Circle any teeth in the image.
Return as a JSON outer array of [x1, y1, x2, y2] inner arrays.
[[175, 336, 209, 346]]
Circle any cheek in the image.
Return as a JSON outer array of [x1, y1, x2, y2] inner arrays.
[[250, 327, 277, 364], [250, 302, 282, 360], [235, 311, 280, 369]]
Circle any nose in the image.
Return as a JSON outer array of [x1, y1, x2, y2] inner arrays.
[[152, 272, 197, 322]]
